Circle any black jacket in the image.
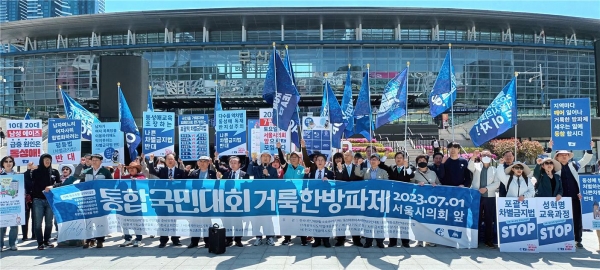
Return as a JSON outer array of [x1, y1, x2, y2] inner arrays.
[[149, 165, 187, 179], [333, 163, 362, 181], [384, 164, 415, 183], [25, 153, 61, 200], [188, 169, 218, 180]]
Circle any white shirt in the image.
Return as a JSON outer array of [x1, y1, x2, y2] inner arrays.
[[315, 169, 325, 179]]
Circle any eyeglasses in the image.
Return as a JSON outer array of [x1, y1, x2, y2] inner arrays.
[[543, 162, 554, 165]]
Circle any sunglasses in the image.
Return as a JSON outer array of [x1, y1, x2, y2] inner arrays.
[[543, 162, 554, 165], [513, 167, 524, 170], [62, 168, 70, 171]]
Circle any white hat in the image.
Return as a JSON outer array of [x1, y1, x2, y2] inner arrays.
[[198, 156, 211, 161], [539, 158, 562, 172], [259, 151, 274, 164], [554, 150, 574, 160], [504, 162, 531, 176]]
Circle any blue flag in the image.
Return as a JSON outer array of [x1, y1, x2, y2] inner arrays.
[[354, 70, 372, 141], [24, 110, 30, 120], [262, 46, 277, 105], [283, 48, 301, 149], [319, 89, 329, 118], [469, 77, 518, 147], [325, 81, 345, 148], [214, 88, 222, 126], [270, 52, 300, 132], [118, 87, 141, 159], [341, 68, 355, 138], [429, 49, 457, 118], [376, 67, 408, 129], [147, 87, 154, 112], [61, 90, 101, 141]]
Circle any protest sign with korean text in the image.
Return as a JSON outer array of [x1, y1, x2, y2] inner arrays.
[[178, 114, 208, 126], [143, 112, 175, 157], [6, 120, 43, 165], [550, 98, 591, 150], [497, 198, 538, 253], [46, 179, 481, 248], [248, 119, 260, 157], [259, 108, 290, 154], [581, 175, 600, 230], [0, 174, 25, 228], [92, 122, 124, 166], [178, 124, 209, 161], [48, 119, 81, 164], [536, 198, 575, 252], [302, 116, 332, 158], [215, 110, 247, 156]]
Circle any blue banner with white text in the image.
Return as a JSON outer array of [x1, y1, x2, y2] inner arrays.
[[46, 180, 480, 248], [550, 98, 592, 150], [143, 112, 175, 157], [48, 119, 81, 164], [580, 175, 600, 230], [216, 110, 247, 156]]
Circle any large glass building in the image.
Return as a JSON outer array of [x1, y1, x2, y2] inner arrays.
[[0, 0, 105, 22], [0, 7, 598, 123]]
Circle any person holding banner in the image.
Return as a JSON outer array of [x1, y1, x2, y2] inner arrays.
[[219, 156, 249, 248], [74, 153, 91, 177], [467, 150, 499, 249], [355, 153, 389, 249], [428, 152, 445, 182], [533, 158, 563, 201], [277, 142, 306, 246], [333, 150, 363, 247], [187, 156, 218, 249], [25, 153, 61, 250], [80, 154, 113, 248], [546, 140, 594, 249], [360, 146, 387, 170], [248, 151, 278, 246], [381, 151, 414, 248], [496, 161, 535, 200], [413, 154, 440, 248], [0, 156, 19, 251], [303, 153, 335, 248], [113, 162, 146, 247], [441, 142, 471, 188]]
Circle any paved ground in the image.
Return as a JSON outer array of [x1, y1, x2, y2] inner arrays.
[[1, 231, 599, 270]]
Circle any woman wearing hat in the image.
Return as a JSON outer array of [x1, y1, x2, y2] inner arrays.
[[533, 158, 563, 201], [496, 160, 535, 200], [114, 162, 146, 247]]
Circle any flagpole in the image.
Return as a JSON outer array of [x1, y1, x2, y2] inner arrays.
[[287, 44, 302, 152], [405, 62, 410, 152], [343, 63, 351, 141], [367, 63, 372, 150], [272, 42, 279, 145], [325, 74, 333, 157], [514, 72, 519, 160], [449, 43, 455, 142]]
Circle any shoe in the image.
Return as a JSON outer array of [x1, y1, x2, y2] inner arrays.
[[388, 240, 397, 247], [485, 242, 496, 249], [575, 242, 583, 248], [353, 242, 363, 247], [377, 242, 385, 248], [323, 241, 331, 248], [96, 241, 104, 248], [172, 241, 182, 247], [301, 241, 307, 246], [43, 242, 54, 248], [89, 240, 96, 247], [306, 237, 314, 242], [158, 243, 166, 248], [149, 235, 155, 238], [416, 241, 424, 247], [82, 242, 90, 249], [426, 242, 436, 247], [311, 241, 321, 248], [253, 238, 263, 246], [10, 246, 18, 251], [22, 237, 28, 241], [363, 243, 372, 248], [402, 243, 410, 248], [132, 240, 141, 247], [38, 245, 45, 250], [119, 240, 133, 247], [226, 240, 233, 247], [334, 241, 345, 247], [266, 238, 275, 246], [282, 239, 291, 245], [235, 241, 243, 247], [187, 243, 198, 249]]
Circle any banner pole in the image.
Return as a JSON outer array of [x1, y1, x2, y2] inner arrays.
[[514, 72, 519, 160], [272, 42, 280, 146], [405, 62, 410, 152], [367, 64, 373, 151], [449, 44, 455, 142]]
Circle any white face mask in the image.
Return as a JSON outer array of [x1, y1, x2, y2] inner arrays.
[[482, 157, 491, 164], [156, 164, 165, 169]]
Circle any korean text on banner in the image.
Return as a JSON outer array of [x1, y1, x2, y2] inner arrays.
[[215, 110, 247, 156], [143, 112, 175, 157], [302, 116, 332, 158], [248, 119, 260, 157], [178, 114, 209, 126], [259, 108, 290, 154], [581, 175, 600, 230], [550, 98, 592, 150], [48, 119, 82, 164], [0, 174, 25, 228], [6, 120, 43, 165], [536, 197, 575, 252], [178, 125, 209, 161], [46, 180, 480, 248], [92, 122, 124, 166], [497, 198, 538, 253]]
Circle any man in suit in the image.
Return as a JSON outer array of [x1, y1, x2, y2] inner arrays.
[[148, 153, 186, 248], [220, 156, 248, 247], [333, 150, 363, 247], [360, 146, 388, 170], [383, 151, 414, 247], [248, 151, 278, 246], [354, 153, 389, 248], [304, 153, 334, 248], [187, 156, 218, 248]]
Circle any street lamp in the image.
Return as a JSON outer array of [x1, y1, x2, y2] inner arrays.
[[0, 67, 24, 72], [516, 64, 544, 106]]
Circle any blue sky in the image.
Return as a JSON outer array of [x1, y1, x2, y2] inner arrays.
[[104, 0, 600, 19]]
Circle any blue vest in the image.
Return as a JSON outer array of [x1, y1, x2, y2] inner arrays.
[[283, 164, 305, 180]]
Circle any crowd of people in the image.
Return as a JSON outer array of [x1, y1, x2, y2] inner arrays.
[[1, 140, 599, 252]]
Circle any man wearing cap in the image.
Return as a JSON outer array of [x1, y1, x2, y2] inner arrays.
[[187, 155, 218, 248], [545, 140, 594, 248], [360, 146, 387, 170], [468, 150, 500, 248], [355, 153, 389, 248], [80, 154, 113, 248], [148, 153, 186, 248], [441, 142, 471, 187], [248, 151, 278, 246], [304, 151, 335, 247]]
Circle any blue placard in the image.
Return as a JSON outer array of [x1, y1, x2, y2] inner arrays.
[[178, 114, 209, 126], [92, 122, 124, 165], [497, 198, 538, 253], [178, 125, 209, 161], [48, 119, 82, 164], [302, 116, 332, 158], [580, 175, 600, 230], [215, 110, 247, 156], [47, 179, 480, 248], [536, 198, 575, 252], [550, 98, 591, 150], [143, 112, 175, 157]]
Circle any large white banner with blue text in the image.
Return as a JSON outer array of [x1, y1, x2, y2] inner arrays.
[[92, 122, 124, 166], [581, 175, 600, 230], [215, 110, 247, 156], [0, 174, 25, 228], [536, 198, 575, 252], [48, 119, 82, 165], [497, 198, 538, 253], [46, 180, 480, 248], [143, 112, 175, 157]]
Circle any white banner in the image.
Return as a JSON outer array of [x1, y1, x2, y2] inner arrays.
[[259, 108, 290, 154], [5, 120, 43, 165]]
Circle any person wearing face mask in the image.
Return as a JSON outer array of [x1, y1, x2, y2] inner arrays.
[[468, 150, 500, 249], [496, 161, 535, 201], [147, 154, 167, 179], [411, 155, 440, 248]]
